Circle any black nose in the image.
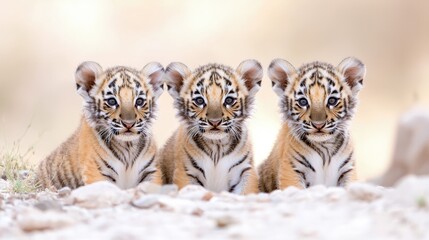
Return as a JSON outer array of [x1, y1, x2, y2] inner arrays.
[[208, 119, 221, 127], [122, 120, 135, 129]]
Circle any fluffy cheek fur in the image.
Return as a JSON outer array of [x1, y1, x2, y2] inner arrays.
[[176, 97, 202, 133]]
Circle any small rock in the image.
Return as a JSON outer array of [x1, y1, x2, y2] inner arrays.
[[17, 208, 77, 232], [347, 183, 383, 202], [305, 185, 329, 200], [191, 208, 204, 216], [70, 181, 130, 208], [201, 192, 214, 201], [307, 185, 327, 194], [324, 187, 346, 202], [242, 192, 270, 202], [136, 182, 162, 194], [34, 200, 63, 212], [27, 193, 37, 199], [131, 195, 161, 209], [215, 215, 236, 228], [270, 186, 300, 202], [58, 187, 71, 198], [160, 184, 179, 196], [178, 185, 212, 201], [18, 170, 30, 180], [36, 191, 57, 202]]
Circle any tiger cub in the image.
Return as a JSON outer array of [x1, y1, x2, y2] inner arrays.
[[37, 62, 164, 190], [259, 57, 366, 192], [158, 60, 262, 194]]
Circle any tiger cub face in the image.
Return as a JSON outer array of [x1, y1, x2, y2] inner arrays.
[[75, 62, 164, 142], [269, 57, 366, 142], [165, 60, 262, 140]]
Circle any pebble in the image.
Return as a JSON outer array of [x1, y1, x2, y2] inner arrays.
[[178, 185, 211, 201], [58, 187, 72, 198], [16, 208, 77, 232], [137, 182, 162, 194], [201, 192, 214, 201], [34, 200, 63, 211], [160, 184, 179, 196], [18, 170, 30, 180], [347, 183, 383, 202], [215, 215, 236, 228], [70, 181, 130, 209], [36, 191, 58, 202], [131, 195, 161, 209]]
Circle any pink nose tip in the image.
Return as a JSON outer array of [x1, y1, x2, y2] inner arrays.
[[122, 120, 135, 129], [312, 122, 325, 129], [208, 119, 221, 127]]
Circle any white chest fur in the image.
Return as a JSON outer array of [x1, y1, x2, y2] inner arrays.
[[292, 138, 354, 188], [101, 153, 156, 189], [97, 138, 157, 189], [298, 152, 352, 187], [184, 151, 252, 194]]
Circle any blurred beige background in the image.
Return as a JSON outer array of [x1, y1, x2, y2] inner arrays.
[[1, 0, 429, 180]]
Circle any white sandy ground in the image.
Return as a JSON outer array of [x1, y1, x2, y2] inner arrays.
[[0, 176, 429, 240]]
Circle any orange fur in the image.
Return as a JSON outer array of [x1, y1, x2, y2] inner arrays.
[[259, 58, 365, 192], [159, 61, 262, 194], [37, 62, 164, 189]]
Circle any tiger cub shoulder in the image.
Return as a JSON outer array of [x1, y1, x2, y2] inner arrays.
[[158, 60, 263, 194], [37, 61, 165, 190], [259, 57, 365, 192]]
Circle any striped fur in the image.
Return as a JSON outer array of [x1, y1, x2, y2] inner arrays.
[[259, 57, 365, 192], [159, 60, 262, 194], [37, 62, 164, 190]]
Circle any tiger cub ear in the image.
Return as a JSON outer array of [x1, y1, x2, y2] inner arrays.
[[75, 61, 103, 100], [338, 57, 366, 94], [141, 62, 165, 99], [236, 59, 263, 95], [268, 59, 296, 97], [165, 62, 191, 98]]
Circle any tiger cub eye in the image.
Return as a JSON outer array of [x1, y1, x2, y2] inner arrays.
[[194, 97, 205, 105], [224, 97, 235, 105], [107, 98, 117, 106], [327, 97, 339, 106], [135, 98, 145, 107], [298, 98, 308, 107]]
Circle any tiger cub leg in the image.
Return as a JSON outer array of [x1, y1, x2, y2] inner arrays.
[[149, 169, 163, 185], [241, 168, 259, 194], [343, 168, 358, 186], [257, 161, 277, 193], [81, 159, 106, 185], [278, 159, 304, 189], [172, 164, 191, 189]]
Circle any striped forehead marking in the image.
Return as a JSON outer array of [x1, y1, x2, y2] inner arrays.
[[290, 63, 346, 99], [106, 68, 140, 86], [104, 68, 146, 90], [190, 64, 235, 86], [99, 67, 151, 98]]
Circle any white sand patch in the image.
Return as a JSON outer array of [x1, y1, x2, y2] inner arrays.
[[1, 176, 428, 240]]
